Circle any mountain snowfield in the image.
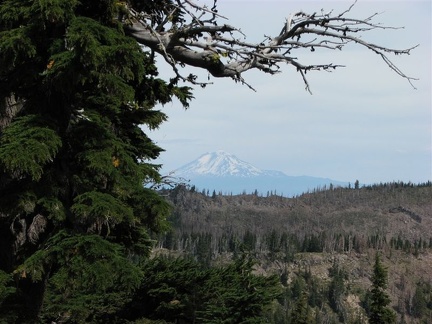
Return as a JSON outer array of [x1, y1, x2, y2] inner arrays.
[[175, 150, 284, 177], [172, 151, 348, 197]]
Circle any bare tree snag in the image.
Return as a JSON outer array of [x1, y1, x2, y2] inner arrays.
[[122, 0, 418, 92]]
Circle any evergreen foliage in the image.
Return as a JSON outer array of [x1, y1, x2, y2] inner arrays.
[[290, 290, 312, 324], [368, 254, 396, 324], [328, 262, 347, 321], [0, 270, 14, 305], [20, 231, 143, 322], [123, 255, 281, 323], [410, 280, 432, 319], [0, 0, 192, 321], [0, 115, 62, 180], [198, 257, 281, 323]]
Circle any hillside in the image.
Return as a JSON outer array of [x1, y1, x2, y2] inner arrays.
[[161, 182, 431, 248], [155, 182, 432, 323]]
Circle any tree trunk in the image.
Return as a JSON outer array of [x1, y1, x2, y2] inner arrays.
[[0, 95, 23, 132]]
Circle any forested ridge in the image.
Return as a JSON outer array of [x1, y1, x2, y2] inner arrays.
[[159, 182, 432, 255], [153, 182, 432, 323]]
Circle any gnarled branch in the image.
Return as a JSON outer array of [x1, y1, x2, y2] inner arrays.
[[122, 0, 418, 92]]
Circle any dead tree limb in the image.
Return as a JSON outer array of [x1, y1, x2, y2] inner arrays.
[[122, 0, 418, 92]]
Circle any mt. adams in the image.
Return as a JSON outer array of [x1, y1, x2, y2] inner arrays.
[[173, 151, 347, 197], [175, 150, 284, 178]]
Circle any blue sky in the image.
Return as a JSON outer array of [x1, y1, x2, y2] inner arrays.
[[149, 1, 431, 184]]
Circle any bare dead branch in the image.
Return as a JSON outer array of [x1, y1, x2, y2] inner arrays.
[[122, 1, 418, 92]]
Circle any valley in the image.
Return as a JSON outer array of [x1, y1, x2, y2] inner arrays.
[[154, 182, 432, 323]]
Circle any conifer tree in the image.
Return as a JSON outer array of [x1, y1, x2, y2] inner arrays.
[[328, 262, 347, 321], [0, 0, 191, 321], [123, 256, 281, 323], [290, 290, 312, 324], [198, 256, 281, 323], [368, 254, 396, 324]]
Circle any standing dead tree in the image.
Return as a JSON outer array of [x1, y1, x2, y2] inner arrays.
[[122, 0, 418, 92]]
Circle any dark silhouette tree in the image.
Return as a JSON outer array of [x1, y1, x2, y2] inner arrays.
[[0, 1, 192, 321], [355, 180, 360, 189]]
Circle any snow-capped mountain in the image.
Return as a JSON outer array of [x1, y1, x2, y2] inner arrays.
[[173, 151, 348, 197], [175, 150, 284, 177]]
